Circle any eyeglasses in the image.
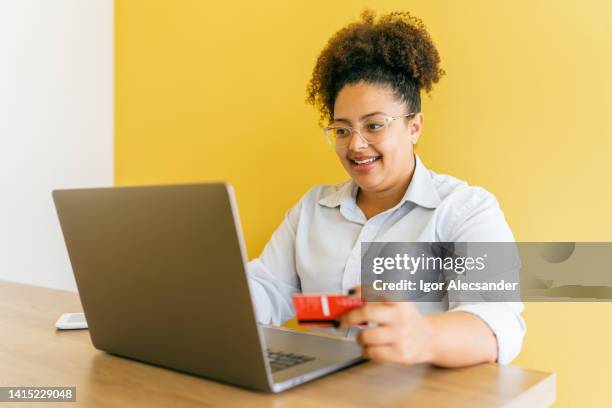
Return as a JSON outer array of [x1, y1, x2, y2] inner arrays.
[[323, 113, 418, 147]]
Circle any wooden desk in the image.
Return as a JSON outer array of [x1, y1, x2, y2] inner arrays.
[[0, 281, 555, 407]]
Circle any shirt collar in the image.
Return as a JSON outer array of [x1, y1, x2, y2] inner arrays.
[[317, 154, 441, 210]]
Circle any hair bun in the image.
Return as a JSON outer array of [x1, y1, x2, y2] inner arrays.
[[307, 10, 445, 122]]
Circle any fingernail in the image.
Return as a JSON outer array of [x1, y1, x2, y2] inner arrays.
[[348, 289, 356, 295]]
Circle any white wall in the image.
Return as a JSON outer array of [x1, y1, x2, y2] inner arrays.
[[0, 1, 114, 291]]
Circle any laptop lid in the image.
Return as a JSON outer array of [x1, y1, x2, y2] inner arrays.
[[53, 183, 273, 391]]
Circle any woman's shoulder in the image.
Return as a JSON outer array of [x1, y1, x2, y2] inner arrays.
[[426, 168, 512, 241], [428, 168, 499, 210]]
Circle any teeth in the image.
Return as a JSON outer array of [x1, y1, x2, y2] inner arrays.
[[354, 157, 377, 165]]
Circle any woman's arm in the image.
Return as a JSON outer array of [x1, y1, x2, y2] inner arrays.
[[247, 200, 303, 325], [339, 300, 497, 367], [424, 311, 497, 366]]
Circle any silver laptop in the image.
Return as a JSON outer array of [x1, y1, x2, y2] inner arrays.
[[52, 183, 363, 392]]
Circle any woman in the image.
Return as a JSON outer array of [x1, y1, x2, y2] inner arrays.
[[248, 10, 525, 367]]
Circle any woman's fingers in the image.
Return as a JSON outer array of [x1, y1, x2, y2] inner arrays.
[[339, 302, 395, 328], [339, 300, 429, 365], [362, 345, 399, 363], [356, 326, 395, 347]]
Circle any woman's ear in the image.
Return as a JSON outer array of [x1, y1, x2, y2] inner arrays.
[[409, 113, 424, 144]]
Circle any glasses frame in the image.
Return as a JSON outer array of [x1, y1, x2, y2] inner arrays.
[[323, 112, 418, 147]]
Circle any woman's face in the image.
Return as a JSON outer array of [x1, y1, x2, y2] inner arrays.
[[332, 82, 423, 194]]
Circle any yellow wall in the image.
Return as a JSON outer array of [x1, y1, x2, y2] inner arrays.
[[116, 1, 612, 406]]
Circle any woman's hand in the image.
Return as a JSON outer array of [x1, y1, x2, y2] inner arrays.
[[339, 285, 499, 367], [339, 286, 435, 365]]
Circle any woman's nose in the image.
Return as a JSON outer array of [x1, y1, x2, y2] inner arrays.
[[348, 130, 369, 151]]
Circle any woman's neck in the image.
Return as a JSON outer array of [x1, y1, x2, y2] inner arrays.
[[356, 166, 415, 220]]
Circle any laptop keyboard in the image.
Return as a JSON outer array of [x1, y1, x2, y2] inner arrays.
[[266, 349, 315, 373]]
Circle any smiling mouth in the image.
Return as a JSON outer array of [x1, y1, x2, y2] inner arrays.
[[350, 156, 381, 165]]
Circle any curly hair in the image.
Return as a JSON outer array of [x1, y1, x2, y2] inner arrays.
[[306, 10, 445, 124]]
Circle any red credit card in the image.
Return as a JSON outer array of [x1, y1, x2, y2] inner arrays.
[[292, 294, 364, 327]]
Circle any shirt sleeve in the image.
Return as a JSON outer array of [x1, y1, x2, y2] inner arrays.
[[449, 302, 526, 364], [246, 197, 303, 325], [446, 187, 527, 365]]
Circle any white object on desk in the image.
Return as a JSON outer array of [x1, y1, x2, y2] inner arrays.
[[55, 312, 88, 330]]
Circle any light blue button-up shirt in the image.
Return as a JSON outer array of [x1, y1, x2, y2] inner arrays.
[[247, 154, 526, 364]]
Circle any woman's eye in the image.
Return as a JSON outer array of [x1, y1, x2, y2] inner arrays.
[[335, 128, 351, 137], [366, 122, 385, 131]]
